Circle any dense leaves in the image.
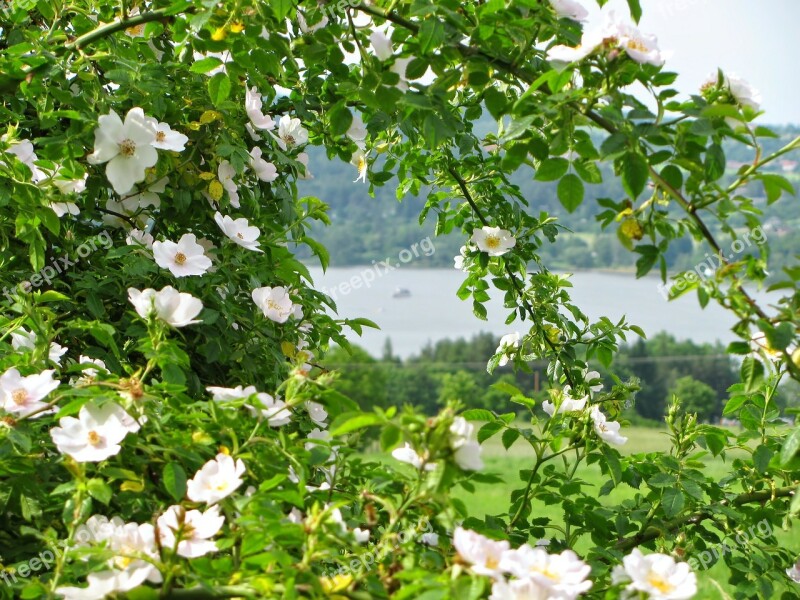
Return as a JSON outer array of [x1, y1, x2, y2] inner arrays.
[[0, 0, 799, 599]]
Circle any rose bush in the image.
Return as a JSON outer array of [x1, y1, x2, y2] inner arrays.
[[0, 0, 799, 598]]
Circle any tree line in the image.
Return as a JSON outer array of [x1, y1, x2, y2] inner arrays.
[[326, 331, 798, 424]]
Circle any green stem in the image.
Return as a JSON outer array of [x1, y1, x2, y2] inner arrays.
[[613, 485, 796, 553], [64, 6, 181, 51]]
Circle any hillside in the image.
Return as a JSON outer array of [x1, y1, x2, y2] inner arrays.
[[296, 124, 799, 274]]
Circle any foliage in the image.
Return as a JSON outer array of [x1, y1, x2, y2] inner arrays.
[[0, 0, 799, 599]]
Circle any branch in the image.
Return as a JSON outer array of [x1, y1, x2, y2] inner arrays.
[[613, 485, 796, 553], [447, 166, 576, 389], [65, 6, 180, 51], [359, 3, 772, 325]]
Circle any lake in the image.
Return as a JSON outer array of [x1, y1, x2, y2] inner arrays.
[[307, 266, 764, 358]]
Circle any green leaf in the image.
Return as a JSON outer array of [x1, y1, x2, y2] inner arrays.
[[87, 478, 112, 505], [330, 412, 384, 436], [780, 427, 800, 466], [477, 421, 504, 443], [758, 174, 796, 205], [740, 357, 764, 393], [208, 72, 231, 107], [502, 115, 535, 143], [648, 472, 677, 488], [661, 487, 685, 518], [328, 103, 353, 137], [704, 144, 726, 182], [534, 157, 569, 182], [557, 173, 584, 213], [626, 0, 642, 22], [418, 19, 445, 54], [621, 152, 649, 200], [271, 0, 292, 19], [501, 428, 520, 450], [162, 463, 187, 502], [462, 409, 494, 421], [599, 444, 621, 484], [380, 425, 402, 452], [752, 444, 772, 474], [190, 56, 223, 74]]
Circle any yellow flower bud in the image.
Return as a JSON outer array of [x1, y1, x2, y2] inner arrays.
[[208, 180, 224, 201]]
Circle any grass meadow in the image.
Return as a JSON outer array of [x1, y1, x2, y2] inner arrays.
[[452, 427, 800, 599]]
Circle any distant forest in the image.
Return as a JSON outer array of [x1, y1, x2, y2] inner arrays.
[[325, 332, 800, 423], [296, 123, 799, 275]]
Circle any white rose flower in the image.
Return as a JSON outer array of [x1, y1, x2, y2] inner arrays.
[[453, 441, 484, 471], [3, 138, 46, 182], [351, 148, 368, 183], [214, 212, 263, 252], [11, 328, 68, 364], [549, 0, 588, 22], [615, 548, 697, 600], [127, 286, 203, 327], [252, 285, 294, 323], [370, 30, 394, 61], [305, 427, 331, 450], [119, 177, 167, 213], [786, 558, 800, 583], [453, 245, 470, 271], [420, 532, 439, 546], [126, 229, 154, 249], [247, 392, 293, 426], [449, 417, 484, 471], [50, 201, 80, 217], [471, 226, 516, 256], [391, 443, 436, 471], [248, 146, 278, 182], [548, 15, 664, 67], [542, 393, 588, 417], [187, 453, 246, 505], [722, 73, 762, 111], [297, 10, 329, 33], [56, 571, 119, 600], [50, 402, 139, 462], [297, 152, 313, 179], [53, 172, 87, 195], [245, 86, 276, 131], [346, 114, 368, 143], [352, 528, 370, 544], [157, 505, 224, 558], [0, 368, 60, 418], [274, 115, 309, 150], [453, 527, 509, 579], [499, 545, 592, 597], [78, 355, 108, 379], [87, 108, 158, 194], [488, 578, 550, 600], [589, 406, 628, 446], [146, 118, 188, 152], [496, 332, 521, 367], [153, 233, 212, 277], [217, 160, 240, 208], [306, 401, 328, 427], [585, 370, 603, 393]]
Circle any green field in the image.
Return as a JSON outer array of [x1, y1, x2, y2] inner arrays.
[[454, 427, 800, 599]]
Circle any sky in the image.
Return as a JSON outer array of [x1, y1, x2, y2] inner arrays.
[[587, 0, 800, 124]]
